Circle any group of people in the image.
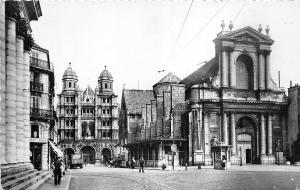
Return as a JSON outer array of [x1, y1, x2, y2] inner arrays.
[[52, 157, 66, 185], [130, 157, 145, 173]]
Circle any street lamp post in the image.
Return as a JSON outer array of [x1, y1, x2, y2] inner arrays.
[[170, 109, 175, 171]]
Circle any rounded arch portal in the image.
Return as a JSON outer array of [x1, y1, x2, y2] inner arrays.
[[235, 116, 258, 164], [81, 146, 96, 164], [64, 148, 75, 165], [101, 148, 112, 163], [236, 54, 254, 90]]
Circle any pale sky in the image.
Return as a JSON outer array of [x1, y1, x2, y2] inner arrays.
[[30, 0, 300, 103]]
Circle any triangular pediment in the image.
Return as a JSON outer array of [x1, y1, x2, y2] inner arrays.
[[216, 26, 274, 44]]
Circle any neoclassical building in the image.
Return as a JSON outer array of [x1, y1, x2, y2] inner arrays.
[[119, 24, 289, 166], [0, 1, 53, 189], [181, 25, 288, 165], [57, 65, 120, 165]]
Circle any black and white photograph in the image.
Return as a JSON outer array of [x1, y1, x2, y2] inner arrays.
[[1, 0, 300, 189]]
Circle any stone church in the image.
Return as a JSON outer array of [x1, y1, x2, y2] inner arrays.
[[119, 24, 289, 166], [181, 25, 288, 165], [56, 64, 120, 165]]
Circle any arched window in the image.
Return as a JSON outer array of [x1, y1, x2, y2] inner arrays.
[[69, 82, 71, 88], [236, 54, 254, 90], [105, 83, 107, 88]]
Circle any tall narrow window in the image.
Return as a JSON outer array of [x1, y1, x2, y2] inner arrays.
[[69, 82, 71, 88]]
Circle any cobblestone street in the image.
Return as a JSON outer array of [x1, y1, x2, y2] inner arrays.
[[65, 165, 300, 190]]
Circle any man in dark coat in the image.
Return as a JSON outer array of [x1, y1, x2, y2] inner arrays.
[[53, 158, 62, 185], [139, 157, 145, 173]]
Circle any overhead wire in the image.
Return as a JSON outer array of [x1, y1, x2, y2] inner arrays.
[[233, 1, 247, 23], [175, 0, 194, 46], [175, 1, 229, 56]]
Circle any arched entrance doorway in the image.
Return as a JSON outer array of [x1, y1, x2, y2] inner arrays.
[[236, 116, 257, 164], [101, 148, 111, 164], [81, 146, 96, 164], [64, 148, 75, 166]]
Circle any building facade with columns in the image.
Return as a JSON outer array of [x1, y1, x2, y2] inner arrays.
[[119, 25, 289, 167], [0, 0, 43, 188], [181, 25, 288, 165], [29, 44, 56, 170], [57, 65, 120, 165], [119, 73, 188, 167]]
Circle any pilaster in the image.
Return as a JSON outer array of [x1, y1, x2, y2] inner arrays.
[[260, 114, 266, 155], [221, 50, 228, 87], [265, 53, 271, 89], [223, 112, 228, 145], [230, 113, 236, 155], [0, 0, 6, 166], [204, 112, 211, 165], [16, 36, 24, 163], [23, 51, 30, 162], [229, 50, 236, 88], [259, 52, 265, 90], [188, 112, 193, 163], [267, 114, 273, 155], [5, 17, 17, 163]]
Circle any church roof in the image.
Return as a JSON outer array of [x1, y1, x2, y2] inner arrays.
[[153, 72, 181, 87], [214, 26, 274, 44], [99, 66, 113, 80], [63, 63, 77, 79], [180, 58, 218, 89], [83, 85, 95, 96], [122, 89, 154, 115]]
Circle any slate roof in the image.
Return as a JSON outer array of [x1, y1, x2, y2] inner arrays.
[[153, 72, 181, 87], [122, 89, 154, 115], [180, 58, 218, 89], [83, 85, 95, 96]]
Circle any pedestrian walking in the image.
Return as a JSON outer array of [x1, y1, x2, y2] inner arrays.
[[130, 157, 135, 171], [52, 157, 62, 185], [139, 157, 144, 173]]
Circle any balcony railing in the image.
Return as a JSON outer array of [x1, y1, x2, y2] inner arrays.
[[30, 81, 44, 93], [30, 57, 51, 71], [30, 108, 54, 120]]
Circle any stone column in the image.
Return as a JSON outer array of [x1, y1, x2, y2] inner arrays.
[[0, 1, 4, 188], [5, 17, 17, 164], [23, 51, 31, 162], [230, 113, 236, 155], [282, 115, 287, 154], [0, 0, 6, 165], [265, 53, 271, 89], [223, 113, 228, 145], [197, 109, 202, 150], [260, 114, 266, 155], [229, 50, 236, 88], [188, 112, 193, 163], [16, 36, 24, 163], [222, 50, 228, 87], [259, 52, 265, 90], [267, 114, 273, 155], [204, 113, 211, 165]]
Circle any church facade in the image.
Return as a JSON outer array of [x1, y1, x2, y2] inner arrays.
[[181, 25, 288, 165], [119, 25, 289, 166], [56, 65, 120, 165]]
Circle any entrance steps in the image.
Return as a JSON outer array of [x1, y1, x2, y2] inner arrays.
[[1, 169, 51, 190]]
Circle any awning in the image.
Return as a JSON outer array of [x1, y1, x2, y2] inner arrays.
[[49, 141, 64, 157]]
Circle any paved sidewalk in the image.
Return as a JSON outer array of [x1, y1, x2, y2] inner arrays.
[[37, 171, 71, 190]]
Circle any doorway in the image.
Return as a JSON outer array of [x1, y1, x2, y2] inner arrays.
[[101, 148, 111, 163], [30, 143, 42, 170], [246, 149, 252, 163], [81, 146, 96, 164]]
